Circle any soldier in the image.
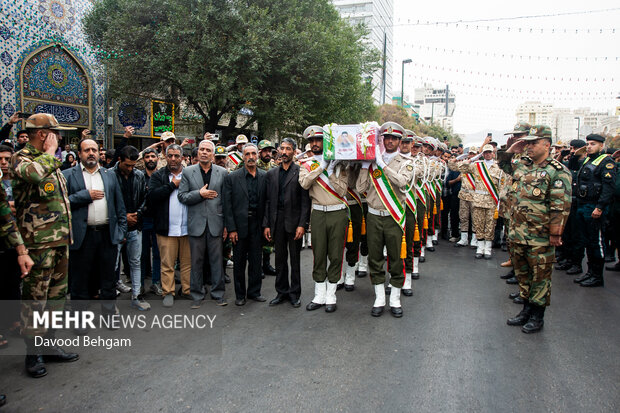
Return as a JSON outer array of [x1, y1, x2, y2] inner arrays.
[[498, 125, 572, 333], [10, 113, 80, 377], [356, 122, 413, 317], [299, 125, 348, 313], [409, 136, 426, 279], [214, 145, 228, 169], [460, 140, 502, 259], [571, 134, 617, 287], [227, 134, 248, 170], [135, 131, 180, 171], [257, 139, 277, 277]]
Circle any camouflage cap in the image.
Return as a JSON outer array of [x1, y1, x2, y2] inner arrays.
[[403, 129, 415, 143], [258, 139, 275, 150], [504, 121, 532, 135], [235, 134, 249, 144], [520, 125, 552, 141], [214, 146, 228, 157], [303, 125, 324, 140], [160, 131, 176, 141], [25, 113, 76, 131], [379, 122, 405, 139], [482, 144, 494, 153], [469, 146, 479, 154]]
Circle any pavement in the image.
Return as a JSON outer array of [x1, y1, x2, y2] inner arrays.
[[1, 241, 619, 412]]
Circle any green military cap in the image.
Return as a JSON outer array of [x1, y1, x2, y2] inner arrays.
[[25, 113, 76, 131], [214, 146, 228, 157], [258, 139, 275, 150], [403, 129, 415, 143], [520, 125, 552, 141], [303, 125, 324, 140], [505, 121, 532, 135], [379, 122, 405, 139]]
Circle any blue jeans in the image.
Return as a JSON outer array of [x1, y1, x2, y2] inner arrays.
[[117, 230, 142, 298], [141, 219, 161, 285]]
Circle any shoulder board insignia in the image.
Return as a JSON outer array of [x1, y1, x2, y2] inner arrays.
[[606, 162, 614, 169], [550, 160, 563, 170]]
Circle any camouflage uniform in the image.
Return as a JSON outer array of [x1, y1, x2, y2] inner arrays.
[[497, 147, 571, 307], [461, 160, 502, 241], [448, 158, 475, 233], [11, 143, 72, 337], [0, 174, 24, 249]]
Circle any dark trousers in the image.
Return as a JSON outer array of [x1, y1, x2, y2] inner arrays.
[[189, 221, 224, 301], [345, 202, 367, 266], [141, 218, 161, 285], [441, 194, 460, 238], [232, 217, 262, 300], [69, 225, 117, 313], [274, 210, 302, 300], [0, 248, 20, 331], [558, 201, 578, 263], [574, 202, 605, 274]]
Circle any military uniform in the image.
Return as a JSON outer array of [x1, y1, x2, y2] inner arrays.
[[299, 126, 349, 312], [135, 131, 177, 171], [448, 153, 477, 247], [226, 134, 249, 171], [572, 134, 617, 287], [356, 122, 413, 317], [0, 172, 24, 249], [498, 125, 572, 333], [10, 113, 79, 377]]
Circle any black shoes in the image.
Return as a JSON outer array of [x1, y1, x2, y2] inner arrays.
[[402, 289, 413, 297], [235, 298, 246, 306], [579, 276, 604, 287], [522, 305, 545, 334], [371, 306, 384, 317], [573, 272, 591, 283], [566, 265, 583, 275], [513, 296, 525, 304], [508, 291, 520, 299], [507, 302, 531, 326], [250, 296, 267, 302], [419, 256, 426, 263], [475, 252, 483, 259], [555, 261, 571, 271], [336, 284, 344, 291], [344, 284, 355, 292], [605, 262, 620, 271], [390, 307, 403, 318], [306, 302, 323, 311], [269, 295, 287, 306], [44, 346, 79, 363], [411, 273, 420, 280], [25, 354, 47, 378], [501, 270, 515, 280], [427, 246, 436, 252], [505, 276, 518, 285], [290, 298, 301, 308], [325, 304, 337, 313]]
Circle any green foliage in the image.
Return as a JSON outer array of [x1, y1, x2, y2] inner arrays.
[[84, 0, 378, 136]]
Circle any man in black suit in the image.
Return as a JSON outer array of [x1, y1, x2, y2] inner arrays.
[[222, 143, 267, 306], [263, 138, 310, 307], [63, 138, 127, 320]]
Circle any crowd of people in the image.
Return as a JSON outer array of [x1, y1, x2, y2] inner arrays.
[[0, 112, 618, 395]]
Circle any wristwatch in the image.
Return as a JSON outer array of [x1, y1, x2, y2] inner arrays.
[[17, 248, 30, 256]]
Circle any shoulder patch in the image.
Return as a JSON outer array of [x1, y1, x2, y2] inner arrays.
[[606, 162, 615, 169], [553, 179, 563, 188]]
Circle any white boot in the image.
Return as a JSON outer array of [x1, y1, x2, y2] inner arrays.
[[325, 282, 338, 312], [389, 287, 403, 317], [432, 230, 438, 243], [402, 274, 413, 296], [337, 269, 344, 286], [475, 240, 484, 258], [456, 231, 468, 247], [357, 255, 368, 275], [420, 246, 425, 262], [312, 281, 326, 304], [484, 240, 493, 259], [412, 257, 420, 279], [383, 246, 387, 257], [470, 233, 478, 248], [344, 264, 356, 291], [426, 237, 434, 249], [306, 233, 312, 248], [371, 284, 386, 316]]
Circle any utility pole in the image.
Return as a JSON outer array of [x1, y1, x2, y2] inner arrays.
[[401, 59, 412, 108], [445, 85, 449, 116], [381, 31, 387, 105]]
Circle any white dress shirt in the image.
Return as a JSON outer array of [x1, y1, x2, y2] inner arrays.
[[167, 171, 188, 237], [81, 163, 109, 225]]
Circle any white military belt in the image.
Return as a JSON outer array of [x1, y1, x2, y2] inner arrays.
[[312, 204, 347, 212], [368, 206, 391, 217]]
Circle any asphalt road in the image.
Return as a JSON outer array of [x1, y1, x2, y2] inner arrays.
[[1, 242, 619, 412]]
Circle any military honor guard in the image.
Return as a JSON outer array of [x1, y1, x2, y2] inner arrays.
[[356, 122, 414, 317], [299, 126, 349, 313], [498, 125, 572, 333]]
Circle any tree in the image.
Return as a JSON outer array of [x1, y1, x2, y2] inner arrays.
[[84, 0, 379, 137]]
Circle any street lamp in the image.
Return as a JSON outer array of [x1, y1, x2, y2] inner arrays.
[[574, 116, 581, 139], [401, 59, 412, 108]]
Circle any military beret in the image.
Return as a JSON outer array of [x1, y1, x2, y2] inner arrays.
[[303, 126, 324, 140], [585, 134, 605, 143], [258, 139, 275, 150], [379, 122, 405, 139], [569, 139, 586, 148]]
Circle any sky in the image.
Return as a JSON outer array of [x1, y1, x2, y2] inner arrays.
[[392, 0, 620, 137]]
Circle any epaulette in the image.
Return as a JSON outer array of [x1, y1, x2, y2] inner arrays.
[[549, 159, 563, 170]]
